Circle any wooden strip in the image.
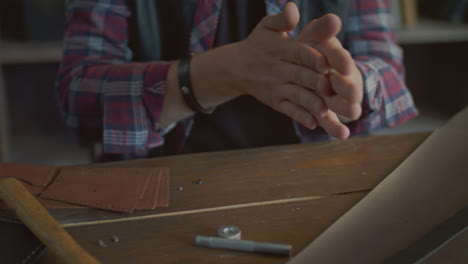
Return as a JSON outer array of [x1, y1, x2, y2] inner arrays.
[[62, 195, 332, 228]]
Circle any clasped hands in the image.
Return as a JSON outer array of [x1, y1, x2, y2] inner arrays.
[[231, 2, 363, 139]]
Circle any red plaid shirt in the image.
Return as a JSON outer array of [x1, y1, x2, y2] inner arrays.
[[56, 0, 418, 155]]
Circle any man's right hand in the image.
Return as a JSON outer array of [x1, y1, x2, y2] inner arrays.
[[222, 2, 349, 138], [164, 2, 349, 139]]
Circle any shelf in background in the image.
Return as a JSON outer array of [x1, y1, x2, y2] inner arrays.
[[0, 18, 467, 64], [397, 19, 468, 44], [0, 41, 63, 64]]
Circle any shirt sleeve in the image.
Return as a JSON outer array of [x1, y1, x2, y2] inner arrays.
[[55, 0, 174, 154], [295, 0, 418, 142]]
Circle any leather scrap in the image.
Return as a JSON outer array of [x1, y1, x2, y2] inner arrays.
[[155, 167, 170, 208], [21, 182, 45, 195], [136, 170, 162, 210], [38, 198, 87, 209], [0, 163, 57, 187], [40, 167, 153, 213]]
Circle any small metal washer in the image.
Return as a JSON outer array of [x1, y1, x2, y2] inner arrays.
[[217, 225, 241, 240]]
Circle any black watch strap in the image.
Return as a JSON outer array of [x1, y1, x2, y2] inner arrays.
[[178, 56, 212, 114]]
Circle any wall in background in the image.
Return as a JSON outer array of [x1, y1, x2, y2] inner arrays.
[[403, 42, 468, 115]]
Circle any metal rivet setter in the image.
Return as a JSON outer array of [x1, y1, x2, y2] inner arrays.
[[195, 236, 292, 256]]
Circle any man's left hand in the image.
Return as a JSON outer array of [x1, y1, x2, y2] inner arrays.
[[298, 14, 364, 125]]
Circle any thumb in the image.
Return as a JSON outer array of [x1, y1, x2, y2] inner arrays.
[[297, 13, 342, 44], [262, 2, 300, 32]]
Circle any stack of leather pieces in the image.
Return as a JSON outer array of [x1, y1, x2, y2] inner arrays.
[[0, 163, 169, 213]]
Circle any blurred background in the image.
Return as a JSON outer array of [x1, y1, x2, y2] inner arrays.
[[0, 0, 467, 165]]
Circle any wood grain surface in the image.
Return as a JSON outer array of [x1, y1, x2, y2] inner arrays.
[[41, 193, 367, 264], [1, 132, 430, 263], [48, 133, 429, 225]]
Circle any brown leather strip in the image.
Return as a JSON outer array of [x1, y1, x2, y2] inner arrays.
[[40, 167, 152, 213], [136, 169, 162, 210], [21, 181, 45, 195], [0, 163, 58, 187], [155, 167, 170, 207], [38, 198, 88, 209]]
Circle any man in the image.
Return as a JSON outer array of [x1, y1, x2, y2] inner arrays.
[[56, 0, 417, 160]]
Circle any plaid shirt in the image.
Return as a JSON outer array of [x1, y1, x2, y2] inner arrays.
[[56, 0, 418, 155]]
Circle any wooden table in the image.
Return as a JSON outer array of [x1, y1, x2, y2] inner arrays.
[[31, 132, 428, 263]]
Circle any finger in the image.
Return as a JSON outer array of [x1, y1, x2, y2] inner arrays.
[[323, 95, 362, 121], [279, 39, 329, 74], [316, 111, 350, 139], [279, 83, 329, 117], [262, 2, 299, 32], [315, 39, 354, 75], [297, 13, 342, 44], [278, 62, 330, 97], [328, 70, 363, 104], [297, 13, 353, 75], [277, 100, 317, 130]]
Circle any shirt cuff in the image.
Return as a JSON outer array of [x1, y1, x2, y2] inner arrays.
[[142, 61, 172, 149], [355, 60, 384, 117]]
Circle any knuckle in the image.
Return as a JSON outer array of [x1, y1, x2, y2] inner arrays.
[[350, 104, 362, 120], [315, 75, 325, 92], [292, 89, 303, 104], [276, 99, 287, 112], [261, 15, 273, 27], [291, 68, 301, 85], [342, 78, 359, 102], [342, 103, 359, 121], [254, 88, 274, 108], [348, 86, 359, 103], [296, 110, 308, 124], [262, 94, 272, 107], [306, 94, 318, 107], [292, 47, 302, 65], [297, 69, 308, 87], [309, 96, 323, 115], [265, 93, 277, 108], [278, 100, 302, 123], [315, 54, 328, 72], [343, 49, 352, 60], [305, 70, 316, 89]]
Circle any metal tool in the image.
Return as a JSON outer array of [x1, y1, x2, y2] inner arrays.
[[195, 235, 292, 256]]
